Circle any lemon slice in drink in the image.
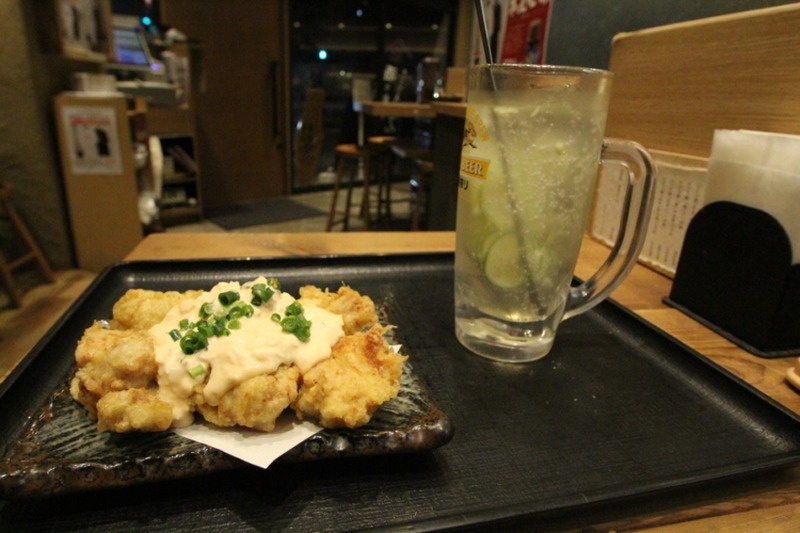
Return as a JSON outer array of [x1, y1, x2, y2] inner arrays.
[[483, 233, 527, 289]]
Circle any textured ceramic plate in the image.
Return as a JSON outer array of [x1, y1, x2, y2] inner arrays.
[[0, 263, 452, 499]]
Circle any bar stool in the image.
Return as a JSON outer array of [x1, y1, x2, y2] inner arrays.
[[326, 144, 371, 231], [0, 181, 55, 307]]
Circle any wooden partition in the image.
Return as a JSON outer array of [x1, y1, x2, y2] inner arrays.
[[605, 3, 800, 158]]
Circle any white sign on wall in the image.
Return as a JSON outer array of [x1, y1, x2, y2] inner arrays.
[[61, 105, 123, 175]]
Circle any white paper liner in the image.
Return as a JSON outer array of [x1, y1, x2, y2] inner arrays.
[[174, 415, 322, 469]]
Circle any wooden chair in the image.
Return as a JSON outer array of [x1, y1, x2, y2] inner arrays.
[[326, 144, 371, 231], [0, 181, 55, 307]]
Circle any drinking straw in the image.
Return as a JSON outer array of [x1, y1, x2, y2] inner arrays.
[[473, 0, 494, 64], [473, 0, 498, 92]]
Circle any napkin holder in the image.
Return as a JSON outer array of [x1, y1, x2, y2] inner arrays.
[[665, 200, 800, 357]]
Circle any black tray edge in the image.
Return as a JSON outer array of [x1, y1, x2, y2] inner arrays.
[[0, 253, 457, 499]]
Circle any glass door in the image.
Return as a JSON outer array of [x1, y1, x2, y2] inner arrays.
[[288, 0, 459, 192]]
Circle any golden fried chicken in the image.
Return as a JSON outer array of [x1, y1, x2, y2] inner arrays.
[[196, 366, 301, 432], [112, 288, 202, 330], [298, 285, 378, 335], [70, 323, 157, 418], [293, 325, 406, 428], [74, 321, 141, 367], [71, 283, 404, 433], [95, 388, 174, 432]]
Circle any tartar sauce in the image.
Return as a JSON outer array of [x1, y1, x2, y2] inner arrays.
[[149, 277, 344, 427]]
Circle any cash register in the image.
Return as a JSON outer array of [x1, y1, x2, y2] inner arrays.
[[105, 19, 179, 107]]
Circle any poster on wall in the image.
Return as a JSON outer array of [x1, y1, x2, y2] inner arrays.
[[471, 0, 553, 65], [61, 105, 123, 175]]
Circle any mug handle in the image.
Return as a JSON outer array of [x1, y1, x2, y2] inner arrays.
[[562, 138, 656, 320]]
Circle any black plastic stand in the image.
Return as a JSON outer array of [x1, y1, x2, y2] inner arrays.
[[665, 201, 800, 358]]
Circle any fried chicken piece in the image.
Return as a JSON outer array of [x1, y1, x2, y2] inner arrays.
[[197, 366, 301, 432], [112, 288, 202, 330], [293, 325, 405, 428], [69, 377, 101, 418], [74, 321, 139, 367], [71, 324, 157, 415], [95, 388, 174, 432], [298, 285, 378, 335]]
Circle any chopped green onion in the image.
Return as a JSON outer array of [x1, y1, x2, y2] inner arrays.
[[212, 316, 229, 336], [168, 278, 290, 356], [199, 302, 215, 318], [180, 331, 209, 355], [187, 364, 207, 379], [251, 284, 274, 306], [197, 320, 215, 338], [285, 301, 304, 316], [218, 290, 240, 306], [279, 313, 312, 342], [227, 301, 254, 319]]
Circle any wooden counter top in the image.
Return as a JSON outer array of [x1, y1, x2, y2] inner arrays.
[[431, 101, 467, 118], [124, 231, 455, 261]]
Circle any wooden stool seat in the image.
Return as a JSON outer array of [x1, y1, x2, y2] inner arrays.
[[367, 135, 397, 145], [0, 181, 55, 307], [326, 144, 371, 231]]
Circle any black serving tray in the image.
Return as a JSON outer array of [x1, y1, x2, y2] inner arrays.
[[2, 253, 800, 532]]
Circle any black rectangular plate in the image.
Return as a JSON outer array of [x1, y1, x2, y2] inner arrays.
[[0, 257, 452, 499], [2, 253, 800, 532]]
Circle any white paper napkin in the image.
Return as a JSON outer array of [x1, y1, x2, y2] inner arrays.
[[175, 415, 322, 469], [704, 129, 800, 263]]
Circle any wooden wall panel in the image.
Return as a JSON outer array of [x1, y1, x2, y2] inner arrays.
[[606, 3, 800, 158]]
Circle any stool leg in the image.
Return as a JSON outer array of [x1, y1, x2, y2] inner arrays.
[[359, 157, 372, 230], [5, 200, 55, 282], [411, 186, 424, 231], [326, 158, 346, 231], [0, 254, 23, 308], [376, 151, 391, 222], [342, 159, 357, 231], [0, 183, 56, 307]]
